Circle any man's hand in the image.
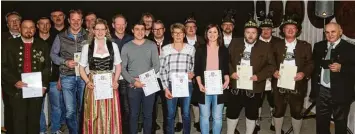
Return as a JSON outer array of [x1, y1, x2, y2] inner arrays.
[[165, 89, 173, 99], [231, 72, 239, 80], [42, 87, 47, 95], [198, 84, 206, 93], [329, 63, 341, 72], [250, 75, 258, 81], [294, 72, 305, 81], [65, 60, 77, 69], [15, 81, 27, 89], [188, 72, 195, 80], [133, 79, 145, 88], [273, 70, 280, 79], [57, 79, 62, 91]]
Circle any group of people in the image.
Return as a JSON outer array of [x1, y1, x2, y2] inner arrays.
[[1, 8, 355, 134]]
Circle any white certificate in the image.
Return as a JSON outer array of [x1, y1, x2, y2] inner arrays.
[[171, 72, 189, 97], [265, 78, 272, 91], [139, 69, 160, 96], [204, 70, 223, 95], [93, 73, 113, 100], [277, 64, 298, 90], [21, 72, 43, 98], [236, 65, 253, 90], [74, 52, 81, 76]]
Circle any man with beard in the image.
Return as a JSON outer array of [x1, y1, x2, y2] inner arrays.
[[50, 9, 88, 134], [140, 12, 155, 39], [272, 15, 313, 134], [1, 11, 22, 133], [221, 9, 238, 48], [1, 20, 50, 134], [50, 9, 67, 37], [111, 13, 134, 134], [312, 22, 355, 134], [227, 18, 275, 134], [254, 15, 282, 133]]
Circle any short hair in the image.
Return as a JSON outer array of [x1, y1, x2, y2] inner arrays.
[[204, 24, 224, 47], [36, 17, 51, 24], [68, 9, 83, 18], [170, 23, 185, 33], [85, 12, 96, 18], [112, 14, 127, 24], [131, 21, 146, 30], [140, 12, 155, 22], [5, 11, 22, 22], [153, 20, 165, 29]]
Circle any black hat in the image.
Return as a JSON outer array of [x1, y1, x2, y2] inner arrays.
[[259, 12, 274, 28], [244, 15, 258, 29], [279, 14, 302, 37], [222, 9, 237, 24], [184, 13, 196, 24]]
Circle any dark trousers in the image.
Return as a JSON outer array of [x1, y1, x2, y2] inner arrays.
[[273, 89, 304, 119], [226, 89, 262, 120], [2, 90, 13, 133], [152, 79, 167, 133], [128, 87, 156, 134], [8, 96, 42, 134], [259, 90, 274, 108], [119, 80, 130, 134], [316, 85, 351, 134]]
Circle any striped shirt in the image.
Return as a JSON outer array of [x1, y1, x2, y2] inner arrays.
[[160, 43, 195, 89]]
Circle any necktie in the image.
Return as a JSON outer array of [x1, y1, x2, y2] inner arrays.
[[323, 42, 334, 84]]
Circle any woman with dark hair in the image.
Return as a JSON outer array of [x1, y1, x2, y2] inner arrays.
[[79, 18, 122, 134], [194, 24, 230, 134]]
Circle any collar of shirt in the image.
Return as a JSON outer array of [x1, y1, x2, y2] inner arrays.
[[285, 39, 297, 49], [223, 33, 232, 40], [328, 38, 341, 49], [68, 28, 83, 40], [259, 36, 272, 43], [244, 39, 256, 48], [154, 37, 164, 46], [186, 35, 197, 45], [21, 37, 34, 43], [10, 31, 21, 38]]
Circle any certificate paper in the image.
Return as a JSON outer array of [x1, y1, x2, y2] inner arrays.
[[236, 65, 253, 90], [277, 64, 298, 90], [139, 69, 160, 96], [93, 73, 113, 100], [204, 70, 223, 95], [21, 72, 43, 98], [74, 52, 81, 76], [171, 72, 189, 97]]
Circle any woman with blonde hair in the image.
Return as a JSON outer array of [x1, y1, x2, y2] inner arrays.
[[79, 18, 122, 134]]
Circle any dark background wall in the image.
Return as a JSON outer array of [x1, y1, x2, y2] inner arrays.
[[2, 1, 256, 37]]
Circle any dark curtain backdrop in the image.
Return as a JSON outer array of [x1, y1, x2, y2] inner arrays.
[[2, 1, 256, 37]]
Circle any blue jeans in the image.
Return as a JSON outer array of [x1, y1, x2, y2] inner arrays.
[[61, 76, 85, 134], [128, 87, 156, 134], [166, 82, 193, 134], [199, 95, 224, 134], [40, 82, 66, 132]]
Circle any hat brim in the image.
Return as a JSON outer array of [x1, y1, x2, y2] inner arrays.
[[259, 24, 273, 28]]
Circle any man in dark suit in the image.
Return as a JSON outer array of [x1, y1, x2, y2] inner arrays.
[[141, 12, 155, 39], [227, 18, 275, 134], [1, 20, 51, 134], [150, 20, 170, 133], [311, 22, 355, 134], [272, 15, 314, 134], [255, 15, 282, 133], [221, 9, 238, 49]]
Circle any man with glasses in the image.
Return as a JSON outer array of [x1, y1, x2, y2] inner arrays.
[[140, 12, 155, 39]]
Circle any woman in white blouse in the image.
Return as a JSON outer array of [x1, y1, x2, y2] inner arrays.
[[79, 18, 122, 134]]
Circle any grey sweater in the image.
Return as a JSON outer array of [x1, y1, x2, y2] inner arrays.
[[121, 39, 160, 84]]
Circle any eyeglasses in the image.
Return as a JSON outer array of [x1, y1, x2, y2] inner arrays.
[[153, 28, 164, 32], [172, 32, 184, 36]]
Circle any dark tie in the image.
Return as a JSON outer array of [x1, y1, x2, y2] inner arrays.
[[323, 42, 334, 84]]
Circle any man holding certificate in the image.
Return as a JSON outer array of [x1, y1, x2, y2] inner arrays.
[[311, 22, 355, 134], [2, 20, 50, 134], [159, 23, 195, 134], [120, 21, 160, 134], [226, 18, 275, 134], [272, 15, 313, 134], [194, 24, 230, 134]]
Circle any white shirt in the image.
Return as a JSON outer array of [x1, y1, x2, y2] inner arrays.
[[241, 39, 255, 66], [10, 31, 21, 38], [320, 38, 341, 88], [79, 39, 123, 79], [223, 33, 232, 48], [283, 39, 297, 66], [186, 35, 197, 46], [155, 37, 164, 78], [259, 36, 272, 43]]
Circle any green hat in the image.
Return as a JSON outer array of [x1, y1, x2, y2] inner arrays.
[[259, 13, 274, 28], [244, 17, 258, 29], [279, 14, 302, 37], [222, 9, 236, 24]]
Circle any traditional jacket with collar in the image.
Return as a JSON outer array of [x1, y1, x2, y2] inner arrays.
[[272, 39, 314, 96], [228, 38, 276, 93], [184, 35, 205, 49], [310, 39, 355, 103], [1, 37, 51, 97]]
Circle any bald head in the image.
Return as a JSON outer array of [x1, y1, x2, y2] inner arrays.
[[325, 22, 342, 43], [21, 20, 36, 39]]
